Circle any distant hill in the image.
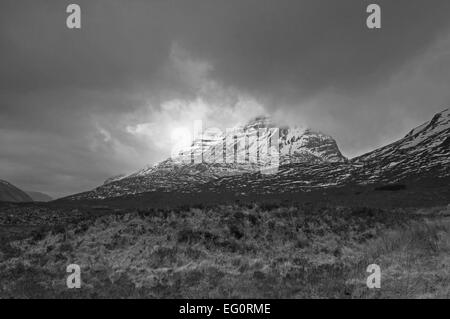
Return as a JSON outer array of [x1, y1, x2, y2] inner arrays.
[[26, 191, 53, 202], [0, 180, 33, 203]]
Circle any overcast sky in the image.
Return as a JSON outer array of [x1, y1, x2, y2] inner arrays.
[[1, 0, 450, 198]]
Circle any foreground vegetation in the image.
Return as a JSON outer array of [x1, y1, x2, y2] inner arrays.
[[0, 203, 449, 298]]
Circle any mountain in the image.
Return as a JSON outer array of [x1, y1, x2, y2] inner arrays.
[[173, 117, 347, 165], [69, 117, 346, 200], [103, 174, 127, 186], [201, 108, 450, 194], [68, 109, 449, 200], [0, 180, 33, 203], [26, 191, 53, 202], [351, 108, 450, 184]]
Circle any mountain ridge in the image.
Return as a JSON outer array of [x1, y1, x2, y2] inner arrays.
[[70, 117, 347, 200], [68, 108, 449, 200], [0, 180, 33, 203]]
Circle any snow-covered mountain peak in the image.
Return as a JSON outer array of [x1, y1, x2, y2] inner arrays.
[[169, 116, 346, 165], [395, 108, 449, 151], [404, 108, 450, 143], [242, 116, 275, 130], [73, 116, 347, 199], [68, 108, 450, 201]]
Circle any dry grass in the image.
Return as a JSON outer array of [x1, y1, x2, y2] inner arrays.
[[0, 204, 449, 298], [353, 218, 450, 298]]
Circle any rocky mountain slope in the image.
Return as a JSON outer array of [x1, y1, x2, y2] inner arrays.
[[201, 108, 450, 194], [0, 180, 33, 203], [70, 117, 346, 200], [69, 109, 449, 200], [351, 108, 450, 184]]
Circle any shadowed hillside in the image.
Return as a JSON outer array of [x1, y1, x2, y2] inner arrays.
[[0, 180, 32, 203]]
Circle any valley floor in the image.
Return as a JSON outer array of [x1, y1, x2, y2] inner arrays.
[[0, 202, 449, 298]]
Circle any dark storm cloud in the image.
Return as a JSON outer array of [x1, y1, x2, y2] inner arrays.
[[3, 0, 450, 96], [162, 0, 450, 101], [1, 0, 450, 197]]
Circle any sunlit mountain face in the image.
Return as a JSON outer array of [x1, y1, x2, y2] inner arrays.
[[68, 115, 346, 199], [67, 108, 450, 200]]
